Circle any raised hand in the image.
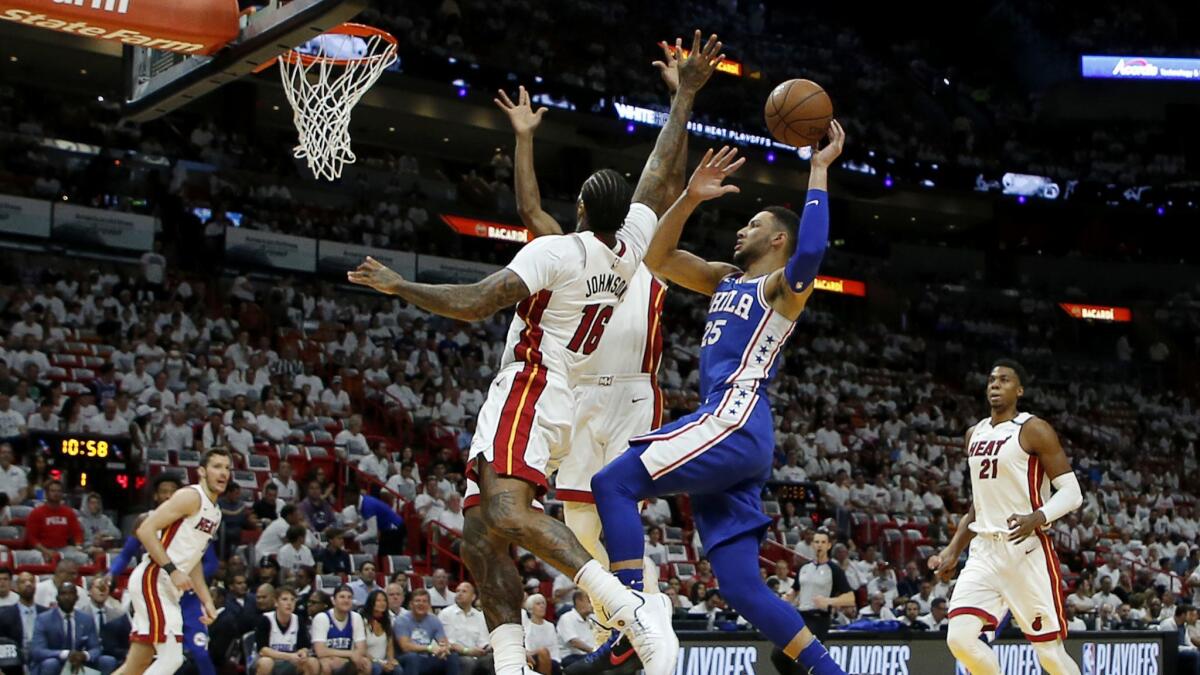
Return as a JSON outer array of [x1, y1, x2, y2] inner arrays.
[[494, 86, 547, 137], [811, 119, 846, 170], [347, 256, 403, 295], [652, 40, 680, 95], [675, 30, 724, 96], [686, 146, 745, 202]]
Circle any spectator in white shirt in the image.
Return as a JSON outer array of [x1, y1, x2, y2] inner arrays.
[[645, 527, 669, 566], [438, 388, 466, 430], [640, 497, 671, 528], [337, 416, 371, 459], [9, 382, 35, 418], [272, 461, 300, 501], [176, 377, 209, 411], [773, 451, 808, 483], [201, 413, 227, 451], [294, 364, 324, 404], [435, 494, 464, 534], [224, 331, 254, 370], [277, 525, 316, 575], [10, 311, 44, 341], [138, 372, 176, 410], [257, 401, 290, 443], [384, 373, 420, 411], [226, 413, 255, 457], [0, 395, 27, 441], [524, 594, 560, 673], [159, 409, 195, 453], [321, 377, 352, 418], [426, 569, 454, 611], [0, 443, 28, 504], [414, 476, 444, 525], [556, 592, 596, 668], [119, 357, 153, 396], [385, 462, 419, 502], [26, 400, 60, 432], [440, 582, 490, 666]]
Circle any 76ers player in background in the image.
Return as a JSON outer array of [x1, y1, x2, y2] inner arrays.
[[589, 123, 848, 675], [119, 449, 230, 675], [929, 361, 1083, 674]]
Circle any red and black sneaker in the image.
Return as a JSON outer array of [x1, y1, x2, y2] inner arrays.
[[564, 630, 642, 675]]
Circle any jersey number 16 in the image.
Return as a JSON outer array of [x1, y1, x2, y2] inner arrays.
[[568, 303, 614, 355]]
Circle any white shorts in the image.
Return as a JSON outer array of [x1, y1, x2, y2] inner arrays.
[[128, 560, 184, 644], [948, 530, 1068, 642], [555, 374, 662, 503], [464, 364, 572, 510]]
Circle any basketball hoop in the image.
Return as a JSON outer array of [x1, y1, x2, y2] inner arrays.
[[276, 23, 397, 181]]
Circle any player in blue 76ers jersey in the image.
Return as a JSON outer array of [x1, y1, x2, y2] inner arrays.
[[590, 125, 848, 675]]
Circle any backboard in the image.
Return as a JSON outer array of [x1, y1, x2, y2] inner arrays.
[[122, 0, 367, 122]]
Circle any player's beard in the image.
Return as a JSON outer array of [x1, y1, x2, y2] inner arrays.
[[732, 242, 759, 268]]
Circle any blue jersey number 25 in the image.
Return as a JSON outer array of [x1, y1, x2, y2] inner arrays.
[[701, 319, 726, 348]]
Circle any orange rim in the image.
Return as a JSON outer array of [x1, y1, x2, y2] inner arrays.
[[280, 23, 397, 67]]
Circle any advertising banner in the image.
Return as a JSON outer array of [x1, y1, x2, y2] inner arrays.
[[0, 194, 51, 238], [53, 203, 155, 251], [1082, 55, 1200, 80], [1059, 303, 1132, 323], [441, 214, 530, 244], [318, 241, 416, 278], [224, 227, 316, 273], [676, 631, 1171, 675]]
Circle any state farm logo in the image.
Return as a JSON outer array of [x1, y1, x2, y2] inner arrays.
[[1112, 58, 1158, 77], [53, 0, 129, 14]]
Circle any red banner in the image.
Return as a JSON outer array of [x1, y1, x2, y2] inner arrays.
[[0, 0, 238, 55], [441, 214, 530, 244], [814, 275, 866, 297], [1059, 303, 1132, 322]]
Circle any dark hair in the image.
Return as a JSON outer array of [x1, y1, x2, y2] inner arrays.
[[46, 479, 63, 490], [579, 169, 633, 235], [332, 584, 354, 599], [813, 527, 834, 541], [359, 559, 376, 572], [931, 597, 947, 608], [280, 505, 297, 520], [275, 586, 297, 600], [410, 588, 431, 601], [0, 568, 11, 578], [201, 448, 232, 468], [990, 359, 1029, 387], [362, 590, 392, 634], [763, 206, 799, 248], [285, 526, 306, 544]]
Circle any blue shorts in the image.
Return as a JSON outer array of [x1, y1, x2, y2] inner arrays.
[[181, 592, 210, 653], [626, 384, 774, 554]]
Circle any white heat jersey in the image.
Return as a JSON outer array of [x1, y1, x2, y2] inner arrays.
[[499, 203, 659, 383], [579, 265, 666, 377], [965, 412, 1050, 534], [159, 484, 222, 575]]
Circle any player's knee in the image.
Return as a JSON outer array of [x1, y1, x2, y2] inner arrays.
[[946, 617, 984, 657], [256, 657, 275, 675], [480, 494, 532, 538]]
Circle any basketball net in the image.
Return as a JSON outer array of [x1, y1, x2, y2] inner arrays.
[[277, 25, 397, 181]]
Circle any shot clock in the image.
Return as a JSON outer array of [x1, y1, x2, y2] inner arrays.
[[30, 431, 143, 502]]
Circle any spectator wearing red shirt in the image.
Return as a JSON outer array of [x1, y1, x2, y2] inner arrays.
[[26, 480, 89, 565]]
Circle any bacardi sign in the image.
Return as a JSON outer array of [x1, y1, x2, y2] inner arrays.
[[1059, 303, 1132, 322], [441, 214, 530, 244]]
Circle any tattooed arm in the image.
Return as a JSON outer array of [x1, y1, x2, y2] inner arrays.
[[348, 258, 530, 322], [630, 30, 724, 216]]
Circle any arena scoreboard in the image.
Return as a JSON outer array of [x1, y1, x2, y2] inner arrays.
[[30, 431, 143, 502]]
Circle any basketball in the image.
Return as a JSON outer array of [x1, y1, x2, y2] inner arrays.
[[764, 79, 834, 147]]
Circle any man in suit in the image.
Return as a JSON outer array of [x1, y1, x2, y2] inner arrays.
[[78, 578, 129, 665], [31, 583, 116, 675], [0, 571, 48, 675]]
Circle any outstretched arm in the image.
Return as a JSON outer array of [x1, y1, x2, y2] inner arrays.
[[348, 260, 531, 322], [644, 147, 743, 295], [631, 31, 724, 216], [763, 120, 845, 320], [494, 86, 561, 237]]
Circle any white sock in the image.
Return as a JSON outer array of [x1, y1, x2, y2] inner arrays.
[[575, 560, 635, 615], [490, 624, 526, 675], [643, 556, 660, 593]]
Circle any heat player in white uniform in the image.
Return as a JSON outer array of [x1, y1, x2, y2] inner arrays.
[[348, 33, 730, 675], [494, 84, 673, 565], [928, 361, 1083, 675], [120, 449, 231, 675]]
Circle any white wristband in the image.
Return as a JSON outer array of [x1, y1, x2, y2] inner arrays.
[[1037, 471, 1083, 524]]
